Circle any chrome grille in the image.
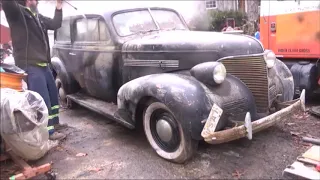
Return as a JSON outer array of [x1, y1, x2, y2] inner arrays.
[[222, 97, 248, 115], [221, 55, 269, 113]]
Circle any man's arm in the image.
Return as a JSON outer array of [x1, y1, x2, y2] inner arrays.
[[1, 0, 22, 21], [41, 0, 63, 30], [41, 9, 63, 30]]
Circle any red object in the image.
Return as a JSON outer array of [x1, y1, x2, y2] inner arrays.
[[0, 24, 11, 44], [318, 77, 320, 86], [0, 9, 12, 44], [316, 163, 320, 172]]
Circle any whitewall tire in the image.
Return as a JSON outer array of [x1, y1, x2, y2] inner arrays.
[[143, 102, 198, 163]]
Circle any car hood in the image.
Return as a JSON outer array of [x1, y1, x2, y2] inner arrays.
[[122, 30, 264, 59]]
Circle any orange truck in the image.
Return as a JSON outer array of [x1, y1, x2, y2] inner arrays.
[[260, 0, 320, 97]]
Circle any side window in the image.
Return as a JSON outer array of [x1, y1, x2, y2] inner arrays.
[[56, 19, 71, 43], [74, 18, 110, 42], [75, 19, 87, 42]]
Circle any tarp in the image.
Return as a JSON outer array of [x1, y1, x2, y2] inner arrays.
[[0, 88, 58, 160]]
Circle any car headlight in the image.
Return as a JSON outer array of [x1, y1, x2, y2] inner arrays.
[[213, 63, 226, 84], [264, 50, 276, 68]]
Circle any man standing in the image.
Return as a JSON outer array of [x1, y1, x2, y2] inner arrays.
[[1, 0, 66, 140]]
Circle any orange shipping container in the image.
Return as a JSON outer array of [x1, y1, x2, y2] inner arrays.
[[260, 0, 320, 97]]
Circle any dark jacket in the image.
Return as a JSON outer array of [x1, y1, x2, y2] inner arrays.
[[1, 0, 62, 69]]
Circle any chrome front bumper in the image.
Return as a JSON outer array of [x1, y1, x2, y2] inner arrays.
[[201, 90, 306, 144]]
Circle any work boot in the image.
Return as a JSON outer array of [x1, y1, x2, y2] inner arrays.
[[49, 132, 66, 141], [54, 123, 69, 131]]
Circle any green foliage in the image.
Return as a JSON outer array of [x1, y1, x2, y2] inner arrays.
[[208, 10, 248, 31]]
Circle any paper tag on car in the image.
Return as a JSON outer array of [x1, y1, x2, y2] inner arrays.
[[201, 103, 223, 138]]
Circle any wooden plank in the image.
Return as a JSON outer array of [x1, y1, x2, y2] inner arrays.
[[283, 161, 320, 179], [302, 146, 320, 162], [297, 156, 319, 166], [9, 163, 51, 180], [6, 150, 51, 179], [7, 150, 31, 170]]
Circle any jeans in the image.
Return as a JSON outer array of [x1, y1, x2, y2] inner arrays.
[[25, 65, 59, 135]]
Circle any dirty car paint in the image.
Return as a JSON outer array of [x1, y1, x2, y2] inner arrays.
[[52, 7, 294, 141]]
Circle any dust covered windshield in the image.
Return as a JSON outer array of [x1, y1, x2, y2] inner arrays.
[[151, 10, 186, 31], [112, 9, 187, 36]]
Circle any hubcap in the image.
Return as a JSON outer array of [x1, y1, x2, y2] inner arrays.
[[156, 119, 173, 142], [150, 110, 181, 152]]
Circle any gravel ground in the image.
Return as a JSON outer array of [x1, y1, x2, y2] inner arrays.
[[1, 104, 320, 179]]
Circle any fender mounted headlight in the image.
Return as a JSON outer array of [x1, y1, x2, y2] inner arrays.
[[264, 50, 276, 68], [190, 62, 227, 86], [213, 63, 227, 84]]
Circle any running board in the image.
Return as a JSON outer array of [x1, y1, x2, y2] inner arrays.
[[66, 93, 135, 129]]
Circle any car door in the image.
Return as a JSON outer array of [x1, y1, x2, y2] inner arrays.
[[53, 17, 72, 72], [72, 16, 116, 101], [69, 17, 86, 90]]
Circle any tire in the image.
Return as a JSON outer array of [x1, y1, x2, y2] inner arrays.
[[55, 76, 75, 109], [143, 102, 198, 163]]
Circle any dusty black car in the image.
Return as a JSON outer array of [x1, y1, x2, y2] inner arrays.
[[51, 7, 306, 163]]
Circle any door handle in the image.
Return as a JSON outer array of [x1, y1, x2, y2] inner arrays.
[[270, 22, 276, 33], [69, 52, 76, 56]]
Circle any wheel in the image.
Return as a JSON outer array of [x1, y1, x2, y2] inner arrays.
[[143, 102, 198, 163], [55, 76, 75, 109], [55, 77, 67, 104]]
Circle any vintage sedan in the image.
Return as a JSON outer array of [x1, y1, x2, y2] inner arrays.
[[51, 7, 305, 163]]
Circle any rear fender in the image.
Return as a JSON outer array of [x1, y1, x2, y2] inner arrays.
[[51, 57, 79, 94]]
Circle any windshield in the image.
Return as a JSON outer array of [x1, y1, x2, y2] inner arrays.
[[112, 9, 187, 36], [151, 10, 186, 30]]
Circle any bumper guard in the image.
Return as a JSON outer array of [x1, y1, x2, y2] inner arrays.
[[202, 89, 306, 144]]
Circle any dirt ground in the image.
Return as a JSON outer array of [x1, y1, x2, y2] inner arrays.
[[1, 103, 320, 179]]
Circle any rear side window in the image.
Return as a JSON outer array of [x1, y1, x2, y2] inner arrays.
[[74, 18, 110, 42], [56, 19, 71, 43]]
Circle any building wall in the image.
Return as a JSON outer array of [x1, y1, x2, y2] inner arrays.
[[216, 0, 237, 11], [203, 0, 260, 21]]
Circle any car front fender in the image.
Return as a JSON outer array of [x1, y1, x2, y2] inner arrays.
[[117, 73, 212, 139], [117, 73, 257, 140], [268, 59, 295, 104]]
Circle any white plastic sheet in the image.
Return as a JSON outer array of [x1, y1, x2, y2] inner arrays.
[[0, 88, 58, 160]]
